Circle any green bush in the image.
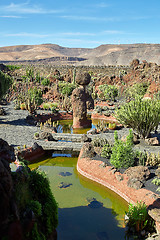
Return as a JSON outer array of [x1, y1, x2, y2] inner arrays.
[[126, 201, 155, 233], [152, 178, 160, 186], [98, 84, 118, 101], [124, 82, 149, 99], [92, 137, 109, 147], [41, 78, 50, 86], [116, 96, 160, 138], [28, 87, 43, 106], [110, 130, 135, 168], [6, 64, 21, 70], [101, 143, 112, 159], [58, 81, 76, 96], [27, 200, 42, 217], [0, 71, 13, 100]]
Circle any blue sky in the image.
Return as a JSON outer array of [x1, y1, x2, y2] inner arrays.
[[0, 0, 160, 48]]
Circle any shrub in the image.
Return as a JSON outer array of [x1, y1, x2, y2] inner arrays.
[[42, 103, 50, 110], [41, 78, 50, 86], [124, 82, 149, 99], [151, 178, 160, 186], [115, 96, 160, 138], [125, 201, 155, 233], [58, 81, 76, 96], [101, 143, 112, 159], [27, 200, 42, 217], [28, 87, 43, 106], [110, 130, 135, 168], [98, 84, 118, 101], [92, 137, 109, 147], [0, 70, 13, 100]]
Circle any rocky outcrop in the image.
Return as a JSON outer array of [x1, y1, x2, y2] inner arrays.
[[71, 72, 93, 128], [125, 166, 150, 190], [18, 142, 45, 162]]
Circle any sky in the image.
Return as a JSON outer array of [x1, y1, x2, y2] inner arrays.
[[0, 0, 160, 48]]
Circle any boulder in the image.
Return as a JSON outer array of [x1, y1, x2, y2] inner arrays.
[[145, 137, 160, 146], [125, 166, 150, 189], [39, 132, 55, 141], [75, 72, 91, 86], [80, 142, 96, 159]]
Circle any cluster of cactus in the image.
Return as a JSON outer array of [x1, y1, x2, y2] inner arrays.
[[146, 152, 160, 166], [92, 137, 109, 147], [96, 120, 108, 132], [25, 98, 37, 115], [40, 119, 59, 130]]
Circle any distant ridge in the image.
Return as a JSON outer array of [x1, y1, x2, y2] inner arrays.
[[0, 43, 159, 65]]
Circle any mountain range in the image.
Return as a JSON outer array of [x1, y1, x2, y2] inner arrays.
[[0, 43, 159, 65]]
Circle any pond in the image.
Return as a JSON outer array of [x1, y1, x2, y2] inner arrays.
[[29, 152, 128, 240], [55, 119, 109, 134]]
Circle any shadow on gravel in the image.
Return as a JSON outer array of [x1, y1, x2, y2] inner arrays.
[[0, 118, 29, 126]]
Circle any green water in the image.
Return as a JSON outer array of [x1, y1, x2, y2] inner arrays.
[[29, 155, 128, 240], [55, 119, 109, 134]]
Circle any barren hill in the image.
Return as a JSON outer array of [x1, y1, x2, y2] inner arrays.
[[0, 43, 159, 65]]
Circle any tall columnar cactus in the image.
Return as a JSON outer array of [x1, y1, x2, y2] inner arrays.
[[72, 68, 76, 84]]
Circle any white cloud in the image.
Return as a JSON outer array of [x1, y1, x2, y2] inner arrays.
[[5, 32, 50, 38], [60, 15, 119, 21], [4, 31, 95, 38], [1, 2, 63, 14], [0, 15, 23, 18], [102, 30, 125, 34]]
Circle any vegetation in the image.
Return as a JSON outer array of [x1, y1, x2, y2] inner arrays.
[[0, 70, 13, 100], [6, 64, 21, 70], [41, 78, 50, 86], [116, 96, 160, 138], [92, 137, 109, 147], [12, 164, 58, 240], [98, 84, 118, 101], [110, 130, 135, 168], [58, 81, 76, 96], [125, 201, 155, 235], [28, 87, 43, 106], [124, 82, 149, 99], [151, 178, 160, 186]]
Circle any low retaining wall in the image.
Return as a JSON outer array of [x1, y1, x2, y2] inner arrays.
[[77, 149, 160, 233]]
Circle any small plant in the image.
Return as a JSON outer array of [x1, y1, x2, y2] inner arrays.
[[110, 130, 134, 168], [96, 120, 108, 132], [34, 132, 39, 138], [156, 187, 160, 192], [41, 78, 50, 86], [125, 201, 155, 233], [108, 122, 117, 130], [124, 82, 149, 100], [92, 137, 109, 147], [134, 150, 147, 166], [146, 152, 160, 166], [98, 84, 118, 102], [20, 103, 26, 110], [58, 81, 76, 96], [152, 178, 160, 186], [42, 103, 50, 110], [101, 143, 112, 159]]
